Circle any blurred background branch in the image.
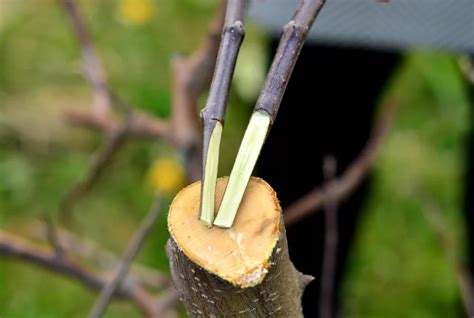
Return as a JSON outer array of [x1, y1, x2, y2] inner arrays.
[[59, 0, 227, 223], [90, 195, 167, 318], [0, 229, 175, 317], [61, 0, 113, 116], [284, 99, 399, 226], [319, 155, 339, 318], [0, 0, 226, 316]]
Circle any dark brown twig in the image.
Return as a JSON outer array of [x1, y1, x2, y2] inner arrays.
[[210, 0, 328, 228], [254, 0, 326, 121], [199, 0, 249, 225], [90, 196, 163, 318], [416, 190, 474, 317], [201, 0, 248, 166], [171, 1, 227, 181], [319, 156, 338, 318], [284, 100, 399, 225]]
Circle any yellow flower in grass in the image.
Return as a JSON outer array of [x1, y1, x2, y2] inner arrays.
[[148, 157, 185, 195], [118, 0, 154, 26]]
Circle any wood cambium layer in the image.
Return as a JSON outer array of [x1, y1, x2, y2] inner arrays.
[[167, 177, 312, 317]]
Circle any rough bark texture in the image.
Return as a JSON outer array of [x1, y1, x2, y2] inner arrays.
[[167, 230, 312, 317], [167, 218, 312, 317]]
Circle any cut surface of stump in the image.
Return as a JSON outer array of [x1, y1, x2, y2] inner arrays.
[[168, 177, 280, 288], [167, 176, 311, 317]]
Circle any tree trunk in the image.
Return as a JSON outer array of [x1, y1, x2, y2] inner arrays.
[[166, 177, 312, 317]]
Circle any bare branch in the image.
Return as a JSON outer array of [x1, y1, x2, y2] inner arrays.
[[61, 0, 171, 141], [416, 190, 474, 317], [211, 0, 327, 228], [201, 0, 248, 137], [90, 196, 163, 318], [60, 118, 131, 221], [2, 2, 229, 317], [319, 156, 338, 318], [61, 0, 112, 116], [42, 214, 65, 258], [0, 230, 115, 293], [284, 99, 399, 225], [178, 1, 227, 101], [62, 107, 169, 220], [65, 110, 170, 140], [64, 1, 226, 182], [59, 0, 132, 219], [200, 0, 249, 225], [27, 221, 170, 290], [254, 0, 326, 121], [0, 229, 160, 316], [170, 1, 227, 181]]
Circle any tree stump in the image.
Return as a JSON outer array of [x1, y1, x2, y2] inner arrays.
[[167, 177, 312, 317]]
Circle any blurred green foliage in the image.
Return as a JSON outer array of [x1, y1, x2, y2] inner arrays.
[[0, 0, 471, 317], [341, 53, 470, 317]]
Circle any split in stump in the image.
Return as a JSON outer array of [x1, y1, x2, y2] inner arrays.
[[167, 177, 312, 317]]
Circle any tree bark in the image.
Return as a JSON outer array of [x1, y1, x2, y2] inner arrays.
[[166, 177, 312, 317]]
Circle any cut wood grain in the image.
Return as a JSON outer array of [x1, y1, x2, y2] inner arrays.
[[167, 177, 312, 317]]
